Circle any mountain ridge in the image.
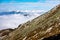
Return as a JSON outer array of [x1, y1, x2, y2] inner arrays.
[[0, 4, 60, 40]]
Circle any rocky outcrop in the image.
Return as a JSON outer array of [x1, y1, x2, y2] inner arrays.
[[43, 34, 60, 40], [0, 29, 14, 37], [0, 29, 14, 40], [1, 4, 60, 40]]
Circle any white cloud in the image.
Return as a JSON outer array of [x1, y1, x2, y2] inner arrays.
[[0, 14, 26, 29], [0, 12, 44, 30]]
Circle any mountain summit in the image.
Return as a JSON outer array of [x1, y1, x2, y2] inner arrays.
[[0, 4, 60, 40]]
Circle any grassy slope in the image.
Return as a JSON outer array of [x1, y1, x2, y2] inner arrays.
[[3, 4, 60, 40]]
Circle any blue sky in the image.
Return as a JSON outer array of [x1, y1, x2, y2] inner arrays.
[[0, 0, 60, 12], [0, 0, 46, 3]]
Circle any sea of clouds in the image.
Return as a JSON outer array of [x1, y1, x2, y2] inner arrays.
[[0, 10, 44, 30], [0, 0, 60, 30]]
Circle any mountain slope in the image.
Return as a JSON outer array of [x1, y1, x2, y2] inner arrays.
[[2, 4, 60, 40]]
